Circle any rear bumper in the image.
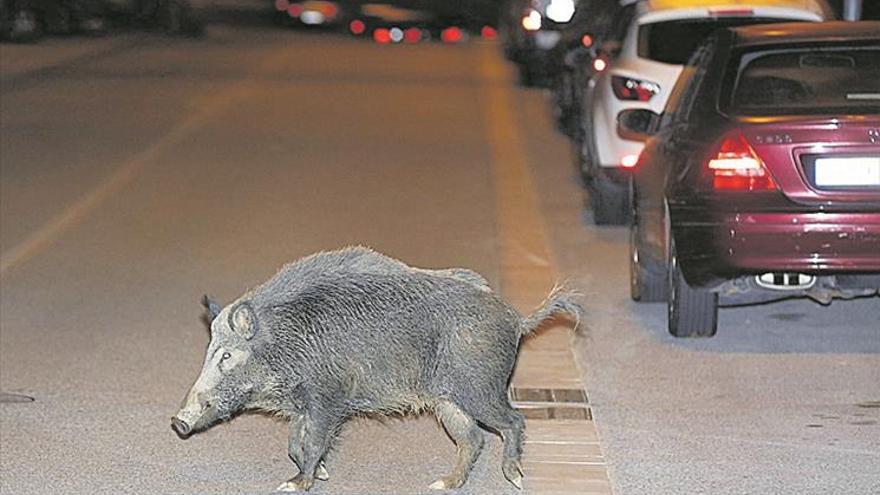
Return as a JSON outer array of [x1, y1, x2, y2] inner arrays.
[[672, 209, 880, 286]]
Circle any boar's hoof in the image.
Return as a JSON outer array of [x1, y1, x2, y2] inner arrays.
[[428, 476, 465, 491], [276, 475, 314, 492], [315, 461, 329, 481], [502, 459, 524, 490]]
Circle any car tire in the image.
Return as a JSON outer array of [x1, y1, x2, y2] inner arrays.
[[667, 241, 718, 337], [630, 196, 666, 302], [591, 174, 631, 225]]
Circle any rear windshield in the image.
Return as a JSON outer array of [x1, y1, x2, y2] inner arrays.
[[638, 18, 796, 65], [730, 46, 880, 115]]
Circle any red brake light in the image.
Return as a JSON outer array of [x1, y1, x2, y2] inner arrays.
[[621, 153, 640, 168], [373, 28, 391, 44], [349, 19, 366, 35], [481, 25, 497, 40], [707, 131, 777, 191], [287, 4, 303, 17], [581, 34, 594, 48], [441, 26, 463, 44], [404, 27, 422, 43], [611, 75, 660, 102]]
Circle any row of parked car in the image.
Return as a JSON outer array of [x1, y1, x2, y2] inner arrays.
[[500, 0, 880, 337], [0, 0, 201, 41]]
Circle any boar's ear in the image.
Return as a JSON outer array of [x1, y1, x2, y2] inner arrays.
[[229, 302, 258, 340], [202, 295, 222, 321]]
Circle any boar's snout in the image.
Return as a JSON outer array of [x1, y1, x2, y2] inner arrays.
[[171, 416, 192, 438]]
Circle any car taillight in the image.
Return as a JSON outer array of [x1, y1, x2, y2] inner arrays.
[[373, 28, 391, 44], [581, 34, 593, 48], [349, 19, 365, 35], [621, 153, 640, 168], [441, 26, 463, 43], [287, 3, 303, 17], [707, 131, 777, 191], [404, 27, 422, 43], [611, 75, 660, 102]]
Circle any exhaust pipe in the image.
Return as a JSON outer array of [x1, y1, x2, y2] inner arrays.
[[755, 272, 816, 291]]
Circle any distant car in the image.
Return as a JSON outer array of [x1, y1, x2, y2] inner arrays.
[[499, 0, 583, 86], [551, 0, 634, 137], [274, 0, 348, 28], [1, 0, 106, 41], [343, 2, 469, 44], [576, 0, 830, 225], [623, 21, 880, 337]]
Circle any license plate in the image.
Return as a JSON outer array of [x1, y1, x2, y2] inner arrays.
[[814, 157, 880, 187], [534, 31, 561, 50]]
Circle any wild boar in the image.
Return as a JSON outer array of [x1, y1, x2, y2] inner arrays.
[[172, 247, 581, 492]]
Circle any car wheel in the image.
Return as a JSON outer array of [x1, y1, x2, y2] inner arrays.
[[667, 241, 718, 337], [630, 195, 666, 302], [591, 174, 631, 225]]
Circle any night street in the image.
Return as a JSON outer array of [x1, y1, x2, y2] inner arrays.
[[2, 12, 879, 495]]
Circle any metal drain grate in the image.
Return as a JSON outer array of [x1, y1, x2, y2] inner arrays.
[[510, 387, 591, 420]]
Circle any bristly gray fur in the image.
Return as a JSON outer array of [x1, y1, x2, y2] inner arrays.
[[520, 284, 584, 335], [174, 246, 584, 491]]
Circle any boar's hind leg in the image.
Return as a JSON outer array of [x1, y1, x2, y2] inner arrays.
[[467, 398, 526, 489], [429, 401, 484, 490], [277, 410, 342, 492], [287, 414, 330, 481]]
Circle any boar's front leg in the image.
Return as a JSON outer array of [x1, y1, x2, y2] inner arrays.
[[287, 412, 329, 481], [277, 407, 342, 492]]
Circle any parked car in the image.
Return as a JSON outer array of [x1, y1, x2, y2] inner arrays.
[[499, 0, 585, 87], [274, 0, 349, 29], [575, 0, 831, 225], [551, 0, 633, 137], [1, 0, 106, 41], [623, 20, 880, 337]]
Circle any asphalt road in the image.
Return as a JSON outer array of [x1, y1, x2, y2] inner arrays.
[[2, 16, 879, 495]]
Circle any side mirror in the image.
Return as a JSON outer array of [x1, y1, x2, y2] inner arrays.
[[617, 109, 661, 142]]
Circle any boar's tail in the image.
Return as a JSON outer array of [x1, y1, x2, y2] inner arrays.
[[520, 285, 584, 336]]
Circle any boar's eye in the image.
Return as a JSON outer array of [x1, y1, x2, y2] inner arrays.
[[221, 352, 232, 361]]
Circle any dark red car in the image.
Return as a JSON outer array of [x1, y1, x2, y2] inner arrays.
[[621, 21, 880, 337]]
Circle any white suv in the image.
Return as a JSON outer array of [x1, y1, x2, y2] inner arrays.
[[577, 0, 830, 224]]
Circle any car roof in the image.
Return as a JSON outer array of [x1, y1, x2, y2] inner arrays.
[[729, 20, 880, 46], [635, 0, 829, 23]]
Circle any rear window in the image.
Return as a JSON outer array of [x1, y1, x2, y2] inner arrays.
[[730, 46, 880, 115], [638, 17, 796, 65]]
